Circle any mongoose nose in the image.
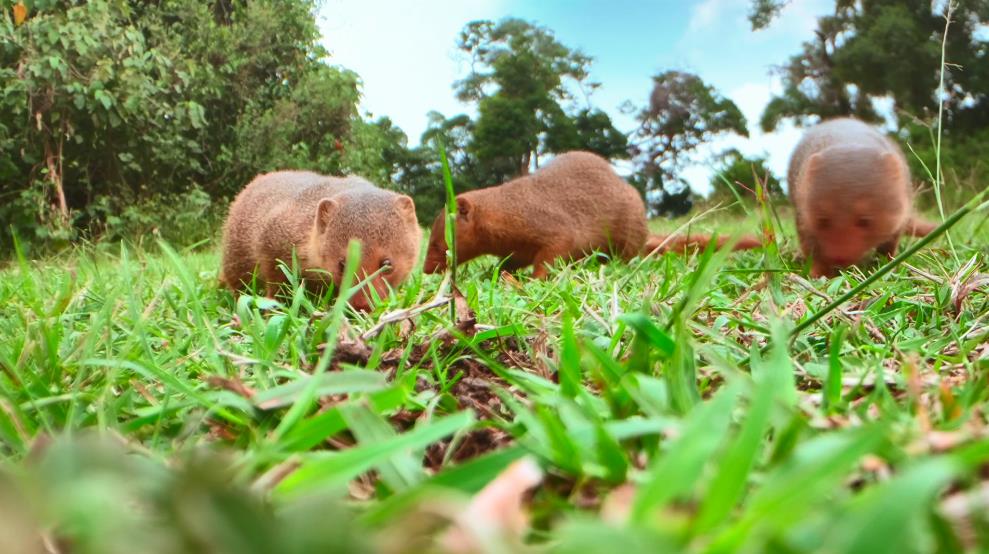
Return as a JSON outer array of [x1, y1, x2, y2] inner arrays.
[[423, 258, 444, 274], [350, 294, 372, 312]]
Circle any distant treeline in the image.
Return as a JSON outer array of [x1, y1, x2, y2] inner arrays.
[[1, 1, 986, 253]]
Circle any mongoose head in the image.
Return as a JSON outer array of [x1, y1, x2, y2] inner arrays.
[[797, 146, 911, 272], [423, 197, 481, 274], [306, 192, 421, 311]]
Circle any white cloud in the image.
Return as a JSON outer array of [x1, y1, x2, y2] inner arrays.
[[317, 0, 506, 145]]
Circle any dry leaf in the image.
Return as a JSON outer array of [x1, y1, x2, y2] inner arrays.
[[333, 337, 373, 366], [500, 271, 524, 291], [952, 272, 989, 315], [783, 297, 808, 319], [13, 2, 27, 26], [451, 286, 474, 324], [206, 375, 256, 399], [438, 457, 543, 554], [600, 483, 636, 525]]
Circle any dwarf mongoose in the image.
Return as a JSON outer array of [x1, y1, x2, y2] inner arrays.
[[788, 118, 935, 277], [423, 151, 760, 278], [220, 171, 421, 310]]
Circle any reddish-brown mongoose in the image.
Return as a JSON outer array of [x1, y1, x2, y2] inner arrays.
[[787, 118, 936, 278], [422, 151, 761, 278], [220, 170, 421, 310]]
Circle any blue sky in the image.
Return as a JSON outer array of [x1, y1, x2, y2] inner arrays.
[[317, 0, 835, 193]]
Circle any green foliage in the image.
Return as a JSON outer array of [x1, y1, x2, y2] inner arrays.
[[1, 206, 988, 550], [748, 0, 791, 30], [0, 0, 366, 253], [544, 108, 630, 161], [455, 17, 627, 184], [900, 121, 989, 207], [232, 64, 360, 178], [0, 435, 369, 554], [757, 1, 989, 135]]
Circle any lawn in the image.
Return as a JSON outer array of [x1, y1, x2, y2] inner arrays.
[[0, 204, 988, 553]]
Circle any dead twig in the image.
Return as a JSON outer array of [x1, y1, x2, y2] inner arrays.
[[361, 274, 452, 341]]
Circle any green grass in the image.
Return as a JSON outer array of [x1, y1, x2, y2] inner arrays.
[[1, 202, 988, 553]]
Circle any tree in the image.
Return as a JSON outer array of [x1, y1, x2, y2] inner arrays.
[[629, 70, 748, 213], [755, 1, 989, 133], [0, 0, 367, 251], [454, 18, 625, 184], [544, 108, 629, 161], [657, 183, 695, 219], [234, 64, 360, 179], [753, 1, 989, 202]]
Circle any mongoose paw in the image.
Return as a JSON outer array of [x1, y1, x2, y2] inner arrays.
[[809, 260, 834, 279]]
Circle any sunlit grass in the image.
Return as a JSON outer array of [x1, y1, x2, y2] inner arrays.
[[1, 206, 987, 551]]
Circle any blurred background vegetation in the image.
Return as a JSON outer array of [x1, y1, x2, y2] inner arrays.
[[1, 0, 986, 254]]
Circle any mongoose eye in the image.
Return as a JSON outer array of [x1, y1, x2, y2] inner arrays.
[[337, 259, 346, 274], [380, 258, 394, 273], [816, 217, 831, 230], [855, 217, 871, 229]]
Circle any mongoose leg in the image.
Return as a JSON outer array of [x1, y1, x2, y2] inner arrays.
[[499, 255, 530, 273], [530, 251, 557, 279], [530, 262, 550, 280], [530, 245, 571, 279], [261, 260, 283, 299], [810, 259, 833, 279]]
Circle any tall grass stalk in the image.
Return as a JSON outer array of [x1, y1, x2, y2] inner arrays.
[[437, 140, 458, 321], [933, 2, 957, 256]]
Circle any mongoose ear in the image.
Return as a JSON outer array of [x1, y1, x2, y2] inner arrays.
[[456, 197, 472, 222], [395, 195, 417, 222], [315, 198, 339, 234], [805, 153, 822, 177], [880, 152, 901, 179]]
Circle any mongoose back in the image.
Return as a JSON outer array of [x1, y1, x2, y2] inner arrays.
[[220, 170, 421, 310], [423, 151, 760, 278], [787, 118, 935, 277]]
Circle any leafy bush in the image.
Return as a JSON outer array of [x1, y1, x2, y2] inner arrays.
[[0, 0, 361, 254], [706, 149, 783, 211]]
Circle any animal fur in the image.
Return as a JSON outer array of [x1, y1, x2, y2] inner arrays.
[[423, 151, 761, 278], [220, 170, 421, 310], [787, 118, 935, 277]]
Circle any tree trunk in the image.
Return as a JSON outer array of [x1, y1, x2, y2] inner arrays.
[[44, 136, 68, 224]]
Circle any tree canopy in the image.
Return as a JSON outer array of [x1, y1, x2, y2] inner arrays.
[[453, 18, 627, 185], [755, 0, 989, 133], [0, 0, 390, 249], [752, 0, 989, 202], [628, 71, 748, 213]]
